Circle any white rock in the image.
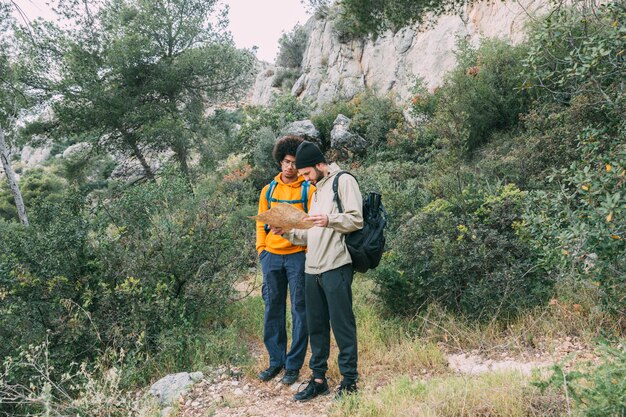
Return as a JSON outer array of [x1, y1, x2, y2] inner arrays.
[[249, 0, 550, 108], [149, 372, 196, 406]]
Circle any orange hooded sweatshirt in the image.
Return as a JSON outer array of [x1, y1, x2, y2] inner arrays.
[[256, 173, 315, 255]]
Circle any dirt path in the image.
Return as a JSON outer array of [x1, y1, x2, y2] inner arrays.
[[175, 335, 598, 417], [179, 367, 334, 417]]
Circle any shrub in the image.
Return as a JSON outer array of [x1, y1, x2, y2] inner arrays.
[[350, 91, 404, 151], [238, 94, 309, 152], [430, 38, 531, 154], [0, 168, 67, 221], [373, 184, 553, 320], [0, 169, 257, 409], [271, 67, 301, 90], [535, 341, 626, 417], [523, 126, 626, 322], [311, 100, 355, 149], [276, 24, 307, 68], [250, 126, 278, 185], [522, 2, 625, 118]]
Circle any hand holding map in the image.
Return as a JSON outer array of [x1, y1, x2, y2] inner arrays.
[[250, 203, 315, 230]]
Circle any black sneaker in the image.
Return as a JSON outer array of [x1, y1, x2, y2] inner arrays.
[[281, 369, 299, 385], [258, 365, 284, 382], [294, 378, 330, 402], [335, 381, 358, 399]]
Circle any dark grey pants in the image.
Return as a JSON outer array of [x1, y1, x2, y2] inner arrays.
[[305, 263, 358, 384]]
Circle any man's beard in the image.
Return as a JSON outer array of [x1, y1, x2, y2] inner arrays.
[[314, 167, 324, 183]]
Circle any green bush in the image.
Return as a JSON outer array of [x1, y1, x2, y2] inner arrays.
[[535, 341, 626, 417], [271, 68, 301, 90], [373, 184, 553, 320], [350, 91, 404, 151], [430, 38, 531, 154], [250, 126, 278, 184], [0, 170, 257, 401], [522, 2, 625, 118], [310, 91, 403, 152], [276, 24, 307, 68], [0, 168, 67, 221], [238, 94, 309, 151], [523, 126, 626, 321], [311, 100, 355, 149]]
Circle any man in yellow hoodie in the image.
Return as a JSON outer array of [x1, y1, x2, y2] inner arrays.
[[256, 135, 315, 385]]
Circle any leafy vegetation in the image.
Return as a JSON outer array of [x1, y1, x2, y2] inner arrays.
[[0, 0, 624, 415], [306, 0, 472, 38]]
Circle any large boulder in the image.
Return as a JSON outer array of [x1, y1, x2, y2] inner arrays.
[[62, 142, 91, 159], [279, 120, 322, 146], [149, 371, 204, 406], [21, 142, 52, 168], [330, 114, 368, 155]]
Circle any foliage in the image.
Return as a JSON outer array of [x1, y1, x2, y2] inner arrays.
[[316, 0, 471, 39], [0, 341, 158, 417], [429, 38, 532, 154], [349, 91, 404, 151], [17, 0, 256, 178], [523, 126, 626, 321], [0, 169, 257, 415], [238, 94, 309, 151], [0, 168, 67, 221], [373, 184, 552, 320], [522, 2, 626, 116], [309, 91, 402, 151], [251, 126, 278, 180], [196, 109, 246, 170], [535, 341, 626, 417], [311, 100, 355, 149], [276, 24, 307, 68], [271, 68, 302, 91]]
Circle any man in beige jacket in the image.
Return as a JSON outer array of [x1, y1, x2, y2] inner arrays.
[[273, 141, 363, 401]]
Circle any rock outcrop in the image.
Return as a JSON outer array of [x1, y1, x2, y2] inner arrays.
[[249, 0, 548, 108]]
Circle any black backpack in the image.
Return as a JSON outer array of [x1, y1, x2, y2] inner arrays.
[[333, 172, 387, 273]]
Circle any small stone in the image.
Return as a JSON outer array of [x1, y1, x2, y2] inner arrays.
[[234, 388, 244, 396]]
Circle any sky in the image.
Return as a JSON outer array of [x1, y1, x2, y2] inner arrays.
[[11, 0, 312, 63]]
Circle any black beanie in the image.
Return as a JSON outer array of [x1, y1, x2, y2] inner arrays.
[[295, 141, 325, 169]]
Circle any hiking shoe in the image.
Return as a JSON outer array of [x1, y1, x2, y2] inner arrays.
[[294, 378, 329, 402], [335, 381, 358, 399], [258, 365, 284, 382], [281, 369, 299, 385]]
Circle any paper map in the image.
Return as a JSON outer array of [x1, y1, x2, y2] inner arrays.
[[250, 203, 314, 230]]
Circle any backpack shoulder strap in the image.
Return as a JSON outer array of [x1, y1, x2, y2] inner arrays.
[[301, 180, 310, 214], [333, 171, 356, 213], [264, 180, 278, 233], [265, 180, 278, 210]]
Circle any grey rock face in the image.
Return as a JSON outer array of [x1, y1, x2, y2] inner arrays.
[[149, 371, 204, 406], [21, 143, 52, 168], [249, 0, 548, 108], [249, 62, 281, 105], [279, 120, 322, 146], [62, 142, 91, 159], [330, 114, 368, 155]]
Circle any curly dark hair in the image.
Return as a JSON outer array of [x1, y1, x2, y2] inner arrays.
[[272, 135, 304, 165]]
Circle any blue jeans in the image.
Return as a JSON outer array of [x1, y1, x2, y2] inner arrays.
[[259, 250, 308, 371]]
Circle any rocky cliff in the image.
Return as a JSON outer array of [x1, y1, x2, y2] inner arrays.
[[250, 0, 548, 108]]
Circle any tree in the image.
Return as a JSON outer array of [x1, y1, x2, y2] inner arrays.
[[0, 2, 29, 225], [305, 0, 471, 37], [20, 0, 256, 180], [276, 24, 308, 68]]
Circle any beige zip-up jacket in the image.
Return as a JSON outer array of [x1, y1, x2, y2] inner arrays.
[[284, 163, 363, 274]]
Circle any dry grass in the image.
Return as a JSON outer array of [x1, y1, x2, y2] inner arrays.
[[236, 274, 619, 416], [330, 372, 565, 417]]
